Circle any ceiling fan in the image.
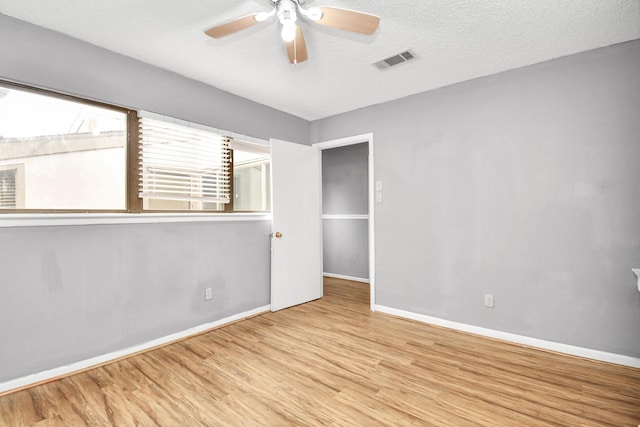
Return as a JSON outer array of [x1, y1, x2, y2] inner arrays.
[[204, 0, 380, 64]]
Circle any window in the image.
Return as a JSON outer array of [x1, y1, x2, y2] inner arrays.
[[0, 169, 15, 208], [0, 83, 128, 211], [138, 111, 270, 213], [0, 83, 270, 215], [137, 112, 231, 212], [231, 140, 271, 212], [0, 165, 22, 209]]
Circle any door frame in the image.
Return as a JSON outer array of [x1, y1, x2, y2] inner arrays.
[[312, 133, 376, 311]]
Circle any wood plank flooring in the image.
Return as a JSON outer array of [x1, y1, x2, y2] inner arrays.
[[1, 276, 639, 426]]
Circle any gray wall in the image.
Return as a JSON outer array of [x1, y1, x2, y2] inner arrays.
[[311, 40, 640, 358], [323, 143, 369, 215], [322, 143, 369, 279], [323, 219, 369, 279], [0, 14, 306, 383], [0, 221, 270, 381]]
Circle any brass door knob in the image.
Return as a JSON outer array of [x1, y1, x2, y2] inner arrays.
[[274, 231, 283, 238]]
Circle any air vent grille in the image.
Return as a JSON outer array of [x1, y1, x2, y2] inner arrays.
[[373, 49, 417, 71]]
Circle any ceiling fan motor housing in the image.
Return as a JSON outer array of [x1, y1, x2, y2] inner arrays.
[[278, 0, 297, 23]]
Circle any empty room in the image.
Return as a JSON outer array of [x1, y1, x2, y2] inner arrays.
[[0, 1, 639, 425]]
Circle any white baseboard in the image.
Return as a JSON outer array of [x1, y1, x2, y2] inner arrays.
[[375, 305, 640, 369], [0, 305, 271, 395], [323, 272, 370, 283]]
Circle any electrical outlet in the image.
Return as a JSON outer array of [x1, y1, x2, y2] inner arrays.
[[205, 287, 213, 301], [484, 294, 494, 308]]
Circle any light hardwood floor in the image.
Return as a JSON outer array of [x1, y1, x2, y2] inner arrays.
[[1, 277, 639, 426]]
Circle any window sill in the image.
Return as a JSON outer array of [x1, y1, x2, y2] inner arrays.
[[0, 212, 271, 228]]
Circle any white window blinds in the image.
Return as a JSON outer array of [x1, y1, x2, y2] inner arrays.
[[138, 112, 231, 204], [0, 169, 16, 208]]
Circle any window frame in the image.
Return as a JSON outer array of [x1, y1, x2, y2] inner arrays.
[[0, 80, 271, 219], [0, 80, 133, 214]]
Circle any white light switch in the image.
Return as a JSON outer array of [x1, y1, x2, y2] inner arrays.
[[375, 192, 383, 203], [484, 294, 494, 308], [633, 269, 640, 292], [375, 180, 383, 191]]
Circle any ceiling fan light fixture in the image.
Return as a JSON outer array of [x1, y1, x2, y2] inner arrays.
[[278, 1, 298, 42], [281, 19, 296, 42]]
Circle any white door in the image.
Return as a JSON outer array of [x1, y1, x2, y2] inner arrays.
[[270, 139, 323, 312]]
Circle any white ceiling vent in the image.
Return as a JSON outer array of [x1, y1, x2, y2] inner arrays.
[[373, 50, 416, 71]]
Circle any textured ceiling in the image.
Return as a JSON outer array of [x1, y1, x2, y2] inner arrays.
[[0, 0, 638, 120]]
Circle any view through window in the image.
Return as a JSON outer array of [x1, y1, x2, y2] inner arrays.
[[233, 146, 271, 212], [0, 84, 128, 211]]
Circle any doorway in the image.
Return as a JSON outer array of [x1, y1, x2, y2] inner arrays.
[[313, 134, 375, 311]]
